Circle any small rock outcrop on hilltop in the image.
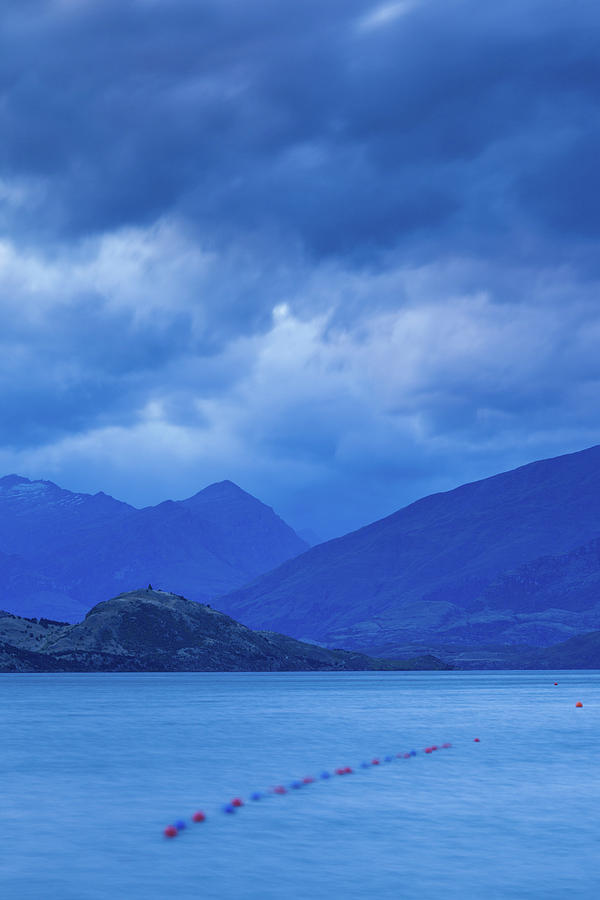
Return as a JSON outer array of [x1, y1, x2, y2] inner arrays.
[[0, 589, 452, 672]]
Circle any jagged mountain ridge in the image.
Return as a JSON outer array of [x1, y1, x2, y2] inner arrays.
[[218, 444, 600, 651], [0, 476, 308, 621], [0, 589, 451, 672]]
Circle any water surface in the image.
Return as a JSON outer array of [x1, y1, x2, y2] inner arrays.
[[2, 671, 599, 899]]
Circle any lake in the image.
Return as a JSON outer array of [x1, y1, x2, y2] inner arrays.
[[1, 671, 599, 899]]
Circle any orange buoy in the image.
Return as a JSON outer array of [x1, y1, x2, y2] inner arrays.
[[575, 701, 583, 708]]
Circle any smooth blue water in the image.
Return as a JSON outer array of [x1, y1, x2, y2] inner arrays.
[[1, 671, 599, 899]]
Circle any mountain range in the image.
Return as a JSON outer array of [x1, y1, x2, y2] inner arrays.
[[3, 444, 600, 666], [0, 476, 307, 621], [218, 445, 600, 654]]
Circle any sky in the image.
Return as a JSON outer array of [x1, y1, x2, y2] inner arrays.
[[1, 0, 600, 539]]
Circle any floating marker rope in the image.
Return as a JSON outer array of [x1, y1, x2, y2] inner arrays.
[[163, 739, 472, 838]]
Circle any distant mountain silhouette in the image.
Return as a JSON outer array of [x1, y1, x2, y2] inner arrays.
[[443, 627, 600, 669], [0, 589, 451, 672], [520, 629, 600, 668], [0, 477, 308, 621], [219, 445, 600, 651]]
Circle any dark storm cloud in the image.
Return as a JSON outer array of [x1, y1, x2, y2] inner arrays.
[[1, 0, 598, 263], [517, 128, 600, 239], [2, 0, 600, 535], [0, 290, 186, 444]]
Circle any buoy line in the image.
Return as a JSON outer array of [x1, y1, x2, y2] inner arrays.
[[163, 739, 476, 838]]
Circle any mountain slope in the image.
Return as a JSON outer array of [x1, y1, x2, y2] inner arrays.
[[521, 630, 600, 668], [218, 444, 600, 649], [0, 476, 308, 620], [0, 549, 79, 620], [0, 589, 451, 672]]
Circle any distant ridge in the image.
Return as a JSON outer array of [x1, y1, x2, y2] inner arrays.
[[0, 477, 308, 621], [218, 444, 600, 652]]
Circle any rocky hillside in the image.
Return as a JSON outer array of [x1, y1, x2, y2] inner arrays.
[[0, 476, 308, 621], [0, 589, 451, 672], [218, 444, 600, 652]]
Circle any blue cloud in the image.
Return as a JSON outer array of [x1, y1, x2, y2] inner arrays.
[[0, 0, 596, 261], [1, 0, 600, 536]]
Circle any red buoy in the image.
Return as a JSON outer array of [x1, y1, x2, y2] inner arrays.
[[273, 785, 286, 794], [302, 776, 314, 784], [474, 738, 480, 742], [164, 825, 177, 838], [371, 758, 380, 765], [575, 702, 583, 708], [424, 747, 433, 753], [231, 798, 243, 807], [192, 811, 205, 823]]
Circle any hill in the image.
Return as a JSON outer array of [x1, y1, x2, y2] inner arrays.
[[0, 476, 307, 621], [0, 589, 451, 672], [218, 445, 600, 652], [441, 628, 600, 669], [521, 630, 600, 669]]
